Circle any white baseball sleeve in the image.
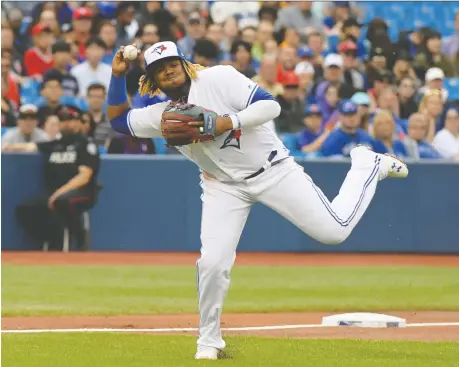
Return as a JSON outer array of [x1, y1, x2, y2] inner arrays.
[[219, 66, 281, 129]]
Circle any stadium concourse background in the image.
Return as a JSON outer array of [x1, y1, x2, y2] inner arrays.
[[1, 1, 458, 253]]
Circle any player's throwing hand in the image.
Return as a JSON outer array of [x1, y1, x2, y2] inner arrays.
[[111, 44, 140, 77]]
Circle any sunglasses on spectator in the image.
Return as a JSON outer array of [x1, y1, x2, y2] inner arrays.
[[401, 83, 414, 88], [343, 51, 357, 57], [143, 31, 157, 36]]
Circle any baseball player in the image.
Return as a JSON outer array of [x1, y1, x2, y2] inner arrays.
[[107, 41, 408, 360]]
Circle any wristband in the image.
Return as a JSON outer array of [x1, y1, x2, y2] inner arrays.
[[107, 74, 128, 106], [230, 114, 242, 130]]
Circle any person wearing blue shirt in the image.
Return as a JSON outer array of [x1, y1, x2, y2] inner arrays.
[[372, 111, 409, 159], [297, 104, 330, 154], [403, 113, 442, 159], [321, 100, 386, 157]]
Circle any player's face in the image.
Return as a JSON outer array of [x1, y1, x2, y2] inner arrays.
[[341, 113, 360, 130], [154, 59, 187, 90]]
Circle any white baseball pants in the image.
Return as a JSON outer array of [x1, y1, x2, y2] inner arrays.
[[196, 148, 382, 350]]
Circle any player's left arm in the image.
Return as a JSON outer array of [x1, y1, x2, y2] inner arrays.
[[189, 66, 281, 134], [223, 66, 281, 130]]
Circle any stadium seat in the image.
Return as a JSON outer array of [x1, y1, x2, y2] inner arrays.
[[444, 78, 459, 102], [153, 137, 168, 154], [98, 146, 107, 154], [279, 133, 298, 152], [20, 78, 41, 106], [2, 127, 9, 136]]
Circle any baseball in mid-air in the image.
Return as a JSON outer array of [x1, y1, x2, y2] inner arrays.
[[123, 45, 138, 61]]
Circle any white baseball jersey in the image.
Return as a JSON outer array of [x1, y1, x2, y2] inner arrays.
[[127, 65, 289, 182]]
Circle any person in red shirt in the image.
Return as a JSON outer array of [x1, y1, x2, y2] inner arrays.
[[72, 7, 94, 59], [24, 25, 55, 77]]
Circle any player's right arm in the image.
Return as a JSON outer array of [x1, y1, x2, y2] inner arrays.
[[107, 46, 164, 138]]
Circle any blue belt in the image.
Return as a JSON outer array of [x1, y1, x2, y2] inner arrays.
[[245, 150, 288, 180]]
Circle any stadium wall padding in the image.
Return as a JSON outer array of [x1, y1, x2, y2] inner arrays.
[[2, 153, 459, 253]]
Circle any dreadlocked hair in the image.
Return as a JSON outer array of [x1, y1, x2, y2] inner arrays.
[[138, 60, 206, 97]]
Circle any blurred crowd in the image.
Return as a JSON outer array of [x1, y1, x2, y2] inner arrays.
[[1, 1, 458, 160]]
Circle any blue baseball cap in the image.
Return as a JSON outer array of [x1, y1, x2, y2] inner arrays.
[[338, 100, 358, 115], [351, 92, 370, 106], [304, 104, 322, 116], [297, 46, 314, 58]]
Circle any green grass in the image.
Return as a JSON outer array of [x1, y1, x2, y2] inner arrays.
[[2, 265, 459, 316], [2, 334, 459, 367]]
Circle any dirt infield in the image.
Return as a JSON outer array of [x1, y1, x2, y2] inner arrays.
[[3, 252, 459, 341], [3, 251, 459, 267]]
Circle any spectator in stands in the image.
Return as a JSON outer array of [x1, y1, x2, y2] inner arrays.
[[279, 27, 302, 50], [241, 25, 258, 46], [71, 7, 94, 59], [275, 1, 323, 37], [294, 61, 315, 98], [263, 39, 279, 57], [107, 135, 156, 155], [365, 47, 391, 88], [220, 17, 239, 59], [338, 40, 365, 92], [258, 5, 278, 24], [252, 55, 284, 98], [403, 112, 442, 159], [70, 37, 111, 97], [372, 111, 408, 158], [366, 18, 396, 69], [44, 41, 79, 98], [38, 8, 60, 38], [140, 23, 160, 48], [397, 77, 419, 120], [5, 7, 29, 57], [418, 67, 449, 103], [297, 104, 330, 153], [178, 11, 206, 60], [1, 50, 20, 108], [231, 40, 256, 79], [115, 3, 139, 47], [413, 31, 456, 78], [306, 31, 326, 75], [419, 89, 444, 142], [351, 92, 371, 131], [37, 74, 63, 126], [24, 25, 55, 77], [1, 25, 22, 72], [136, 2, 162, 27], [321, 84, 340, 129], [397, 26, 432, 60], [275, 73, 305, 133], [324, 1, 351, 33], [193, 39, 219, 67], [2, 104, 49, 145], [276, 46, 297, 83], [442, 12, 459, 59], [1, 77, 17, 127], [432, 107, 459, 160], [376, 87, 399, 116], [85, 84, 113, 147], [368, 71, 391, 109], [98, 21, 118, 65], [392, 51, 419, 86], [206, 23, 224, 51], [314, 54, 355, 107], [321, 100, 385, 157], [43, 114, 60, 140], [341, 18, 368, 60], [251, 21, 274, 62]]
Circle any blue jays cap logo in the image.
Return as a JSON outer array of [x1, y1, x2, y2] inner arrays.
[[152, 45, 167, 55]]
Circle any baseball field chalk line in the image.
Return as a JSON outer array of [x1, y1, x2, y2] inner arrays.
[[2, 322, 459, 334]]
